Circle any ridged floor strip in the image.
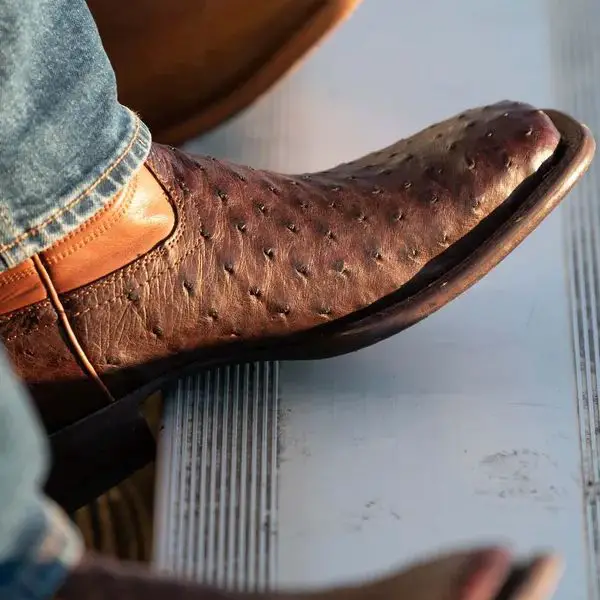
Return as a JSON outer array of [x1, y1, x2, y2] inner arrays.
[[153, 362, 280, 591], [550, 0, 600, 596]]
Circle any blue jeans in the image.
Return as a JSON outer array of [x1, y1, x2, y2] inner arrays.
[[0, 0, 151, 271], [0, 0, 145, 597], [0, 344, 83, 599]]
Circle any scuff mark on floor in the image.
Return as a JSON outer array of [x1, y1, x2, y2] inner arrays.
[[475, 449, 567, 510]]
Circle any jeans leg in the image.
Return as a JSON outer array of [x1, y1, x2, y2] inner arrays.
[[0, 345, 83, 599], [0, 0, 151, 272]]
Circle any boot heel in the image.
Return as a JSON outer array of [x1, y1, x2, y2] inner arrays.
[[45, 398, 156, 514]]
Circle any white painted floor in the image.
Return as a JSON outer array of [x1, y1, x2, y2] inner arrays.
[[178, 1, 594, 597]]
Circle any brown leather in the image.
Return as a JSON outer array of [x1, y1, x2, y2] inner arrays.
[[59, 550, 492, 600], [0, 168, 174, 316], [43, 167, 174, 295], [0, 258, 46, 314], [0, 101, 588, 433], [86, 0, 361, 145], [57, 548, 562, 600], [0, 299, 109, 432]]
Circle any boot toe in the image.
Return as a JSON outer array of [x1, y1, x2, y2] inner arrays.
[[300, 101, 562, 313]]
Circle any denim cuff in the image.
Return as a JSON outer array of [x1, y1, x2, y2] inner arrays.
[[0, 108, 152, 270], [0, 498, 83, 600]]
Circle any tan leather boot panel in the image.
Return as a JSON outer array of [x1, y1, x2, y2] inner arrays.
[[0, 167, 174, 315], [41, 167, 175, 294], [0, 259, 46, 315]]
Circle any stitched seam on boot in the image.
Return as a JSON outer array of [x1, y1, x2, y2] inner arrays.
[[0, 267, 38, 286], [4, 321, 55, 342], [44, 177, 138, 264], [65, 153, 188, 302], [71, 234, 204, 317], [31, 255, 114, 403]]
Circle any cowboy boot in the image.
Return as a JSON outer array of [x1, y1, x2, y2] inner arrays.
[[0, 101, 593, 506], [56, 547, 563, 600]]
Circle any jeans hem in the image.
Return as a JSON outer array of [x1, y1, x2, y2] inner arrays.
[[0, 498, 83, 600], [0, 108, 152, 270]]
